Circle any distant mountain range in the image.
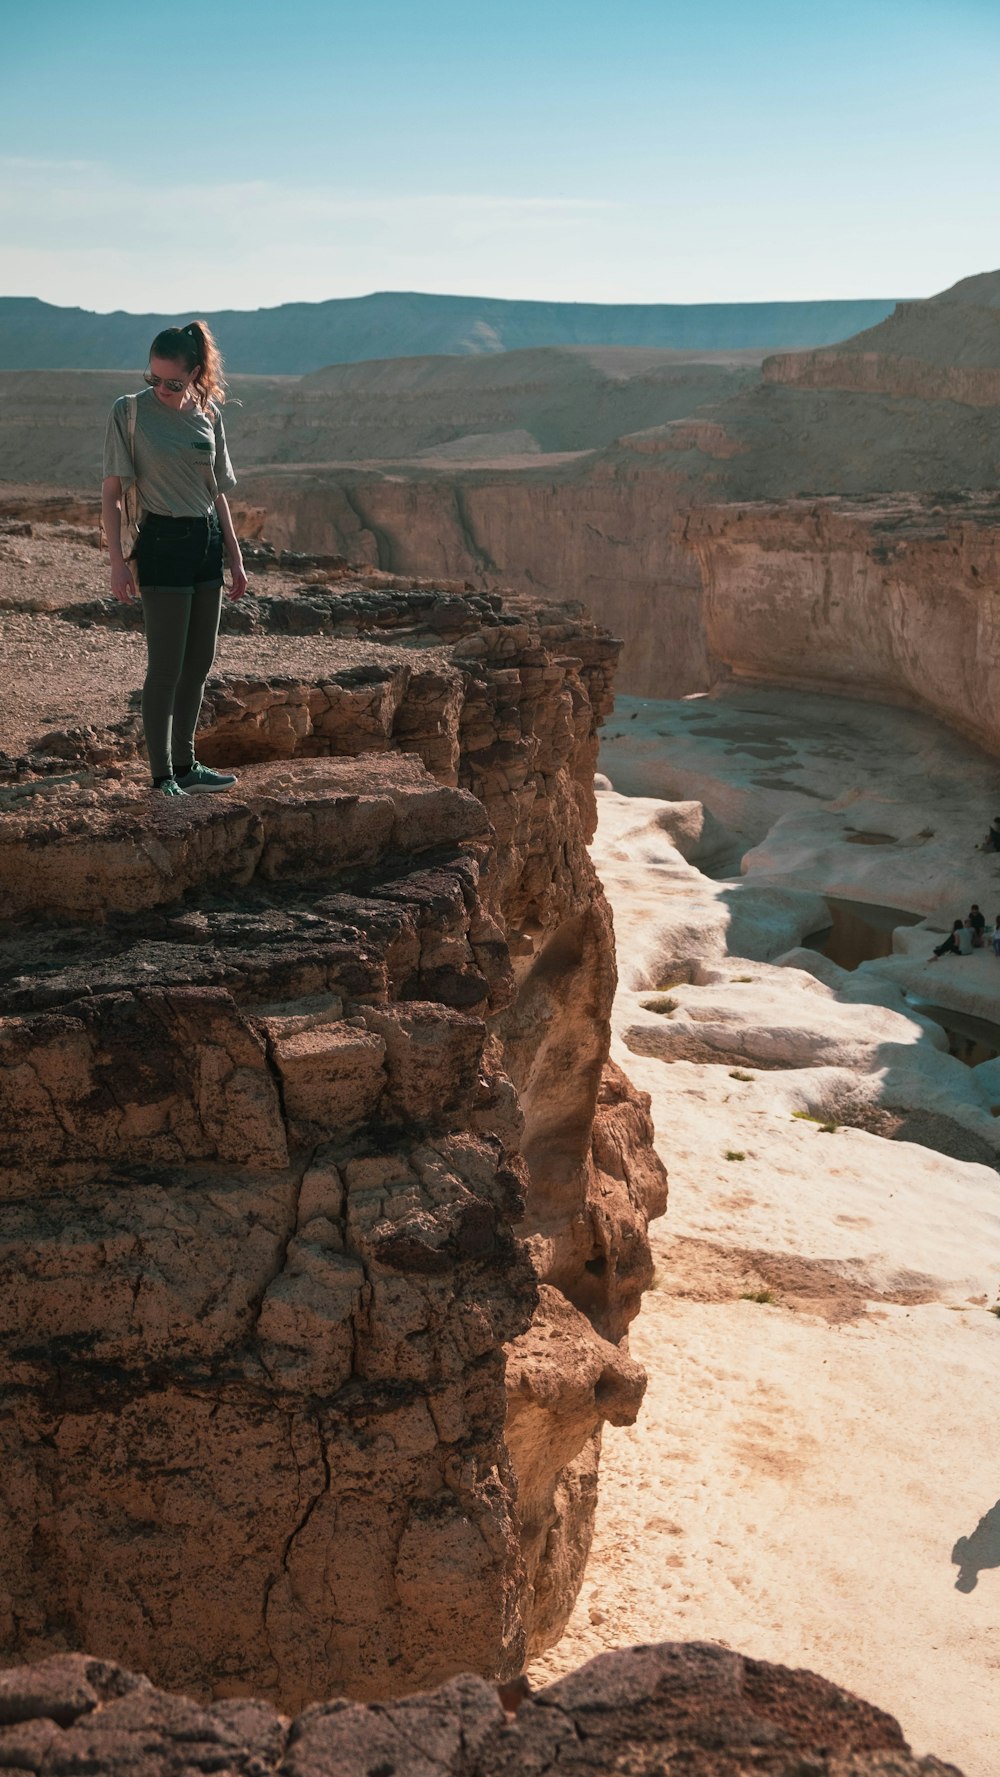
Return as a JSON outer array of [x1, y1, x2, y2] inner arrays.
[[0, 290, 899, 375]]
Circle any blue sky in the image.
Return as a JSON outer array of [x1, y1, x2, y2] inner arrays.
[[2, 0, 998, 312]]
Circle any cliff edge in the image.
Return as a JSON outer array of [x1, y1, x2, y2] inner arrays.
[[0, 551, 666, 1709]]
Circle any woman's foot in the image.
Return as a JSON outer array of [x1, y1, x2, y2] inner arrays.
[[173, 763, 238, 793], [153, 775, 189, 797]]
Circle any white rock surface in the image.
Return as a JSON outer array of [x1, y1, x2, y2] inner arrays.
[[532, 688, 1000, 1777]]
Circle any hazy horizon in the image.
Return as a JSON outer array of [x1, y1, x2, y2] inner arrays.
[[3, 0, 998, 314], [3, 288, 906, 320]]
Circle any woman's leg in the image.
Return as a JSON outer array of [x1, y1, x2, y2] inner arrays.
[[170, 580, 224, 777], [140, 587, 194, 780]]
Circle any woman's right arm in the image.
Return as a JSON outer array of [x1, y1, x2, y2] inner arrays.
[[102, 476, 137, 602]]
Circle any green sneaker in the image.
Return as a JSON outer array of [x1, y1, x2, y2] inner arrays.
[[174, 763, 238, 794], [155, 776, 189, 797]]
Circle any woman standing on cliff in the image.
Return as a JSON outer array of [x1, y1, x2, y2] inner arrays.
[[101, 320, 248, 796]]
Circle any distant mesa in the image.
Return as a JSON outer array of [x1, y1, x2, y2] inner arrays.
[[0, 288, 899, 375], [763, 265, 1000, 403]]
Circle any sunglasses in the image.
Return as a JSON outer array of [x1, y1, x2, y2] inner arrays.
[[144, 370, 188, 393]]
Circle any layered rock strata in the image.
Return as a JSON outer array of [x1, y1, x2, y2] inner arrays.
[[0, 1644, 962, 1775], [685, 494, 1000, 754], [0, 572, 666, 1709]]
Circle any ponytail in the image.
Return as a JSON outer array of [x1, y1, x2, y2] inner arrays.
[[148, 319, 227, 411]]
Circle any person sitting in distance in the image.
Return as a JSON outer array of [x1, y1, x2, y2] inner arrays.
[[931, 919, 973, 960], [968, 904, 987, 946], [991, 915, 1000, 958]]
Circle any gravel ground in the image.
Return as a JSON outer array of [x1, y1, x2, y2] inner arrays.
[[0, 528, 457, 754]]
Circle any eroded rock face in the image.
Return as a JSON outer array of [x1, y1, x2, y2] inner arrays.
[[0, 579, 666, 1708], [0, 1644, 963, 1775], [686, 495, 1000, 755]]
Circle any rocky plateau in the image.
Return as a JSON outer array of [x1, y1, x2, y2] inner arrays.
[[0, 541, 667, 1710]]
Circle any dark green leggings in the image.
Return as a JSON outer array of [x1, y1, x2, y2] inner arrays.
[[140, 583, 223, 780]]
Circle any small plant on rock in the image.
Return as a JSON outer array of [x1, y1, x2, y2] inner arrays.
[[792, 1110, 839, 1133], [740, 1287, 776, 1305], [725, 1149, 747, 1162], [729, 1069, 755, 1082]]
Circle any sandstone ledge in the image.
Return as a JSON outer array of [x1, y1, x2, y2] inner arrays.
[[0, 1643, 962, 1775], [0, 573, 666, 1708]]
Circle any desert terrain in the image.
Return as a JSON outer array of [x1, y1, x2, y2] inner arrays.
[[1, 272, 999, 1774], [527, 689, 1000, 1777]]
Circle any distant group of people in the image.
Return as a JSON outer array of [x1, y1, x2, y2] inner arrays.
[[930, 904, 1000, 960]]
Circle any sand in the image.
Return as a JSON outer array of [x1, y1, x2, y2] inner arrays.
[[529, 687, 1000, 1777]]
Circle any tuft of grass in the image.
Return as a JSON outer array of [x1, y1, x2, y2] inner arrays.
[[729, 1069, 755, 1082], [792, 1110, 840, 1133], [730, 975, 754, 984], [725, 1149, 747, 1162], [740, 1288, 776, 1305]]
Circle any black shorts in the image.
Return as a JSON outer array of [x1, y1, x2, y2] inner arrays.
[[133, 511, 224, 589]]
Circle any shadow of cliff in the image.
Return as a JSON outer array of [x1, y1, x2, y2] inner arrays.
[[952, 1499, 1000, 1592]]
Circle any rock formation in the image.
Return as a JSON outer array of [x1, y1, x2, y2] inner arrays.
[[686, 493, 1000, 755], [6, 270, 998, 721], [210, 269, 1000, 713], [0, 556, 666, 1709], [0, 1643, 963, 1775]]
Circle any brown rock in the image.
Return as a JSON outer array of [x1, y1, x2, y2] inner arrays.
[[0, 580, 666, 1707], [0, 1644, 965, 1774]]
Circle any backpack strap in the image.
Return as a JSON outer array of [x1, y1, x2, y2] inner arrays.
[[120, 393, 142, 556]]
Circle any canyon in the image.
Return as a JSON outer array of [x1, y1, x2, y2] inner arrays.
[[1, 267, 999, 1774]]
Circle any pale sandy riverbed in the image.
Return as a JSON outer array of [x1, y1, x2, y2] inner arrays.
[[530, 690, 1000, 1777]]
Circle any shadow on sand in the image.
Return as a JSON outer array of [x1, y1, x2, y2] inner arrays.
[[951, 1499, 1000, 1591]]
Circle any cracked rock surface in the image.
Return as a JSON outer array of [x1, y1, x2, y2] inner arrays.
[[0, 550, 666, 1708]]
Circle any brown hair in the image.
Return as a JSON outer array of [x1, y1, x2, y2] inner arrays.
[[148, 319, 226, 410]]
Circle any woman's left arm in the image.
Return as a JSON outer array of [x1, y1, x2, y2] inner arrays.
[[215, 494, 249, 601]]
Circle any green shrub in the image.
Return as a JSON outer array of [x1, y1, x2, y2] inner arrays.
[[792, 1110, 839, 1133]]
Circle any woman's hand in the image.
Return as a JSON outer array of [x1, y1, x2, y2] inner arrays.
[[111, 561, 137, 603], [226, 557, 249, 602]]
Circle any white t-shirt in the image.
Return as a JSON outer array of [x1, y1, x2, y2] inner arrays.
[[103, 387, 237, 517]]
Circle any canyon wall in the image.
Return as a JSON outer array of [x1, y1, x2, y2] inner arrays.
[[0, 564, 666, 1710], [762, 350, 1000, 406], [233, 460, 716, 699], [685, 494, 1000, 755]]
